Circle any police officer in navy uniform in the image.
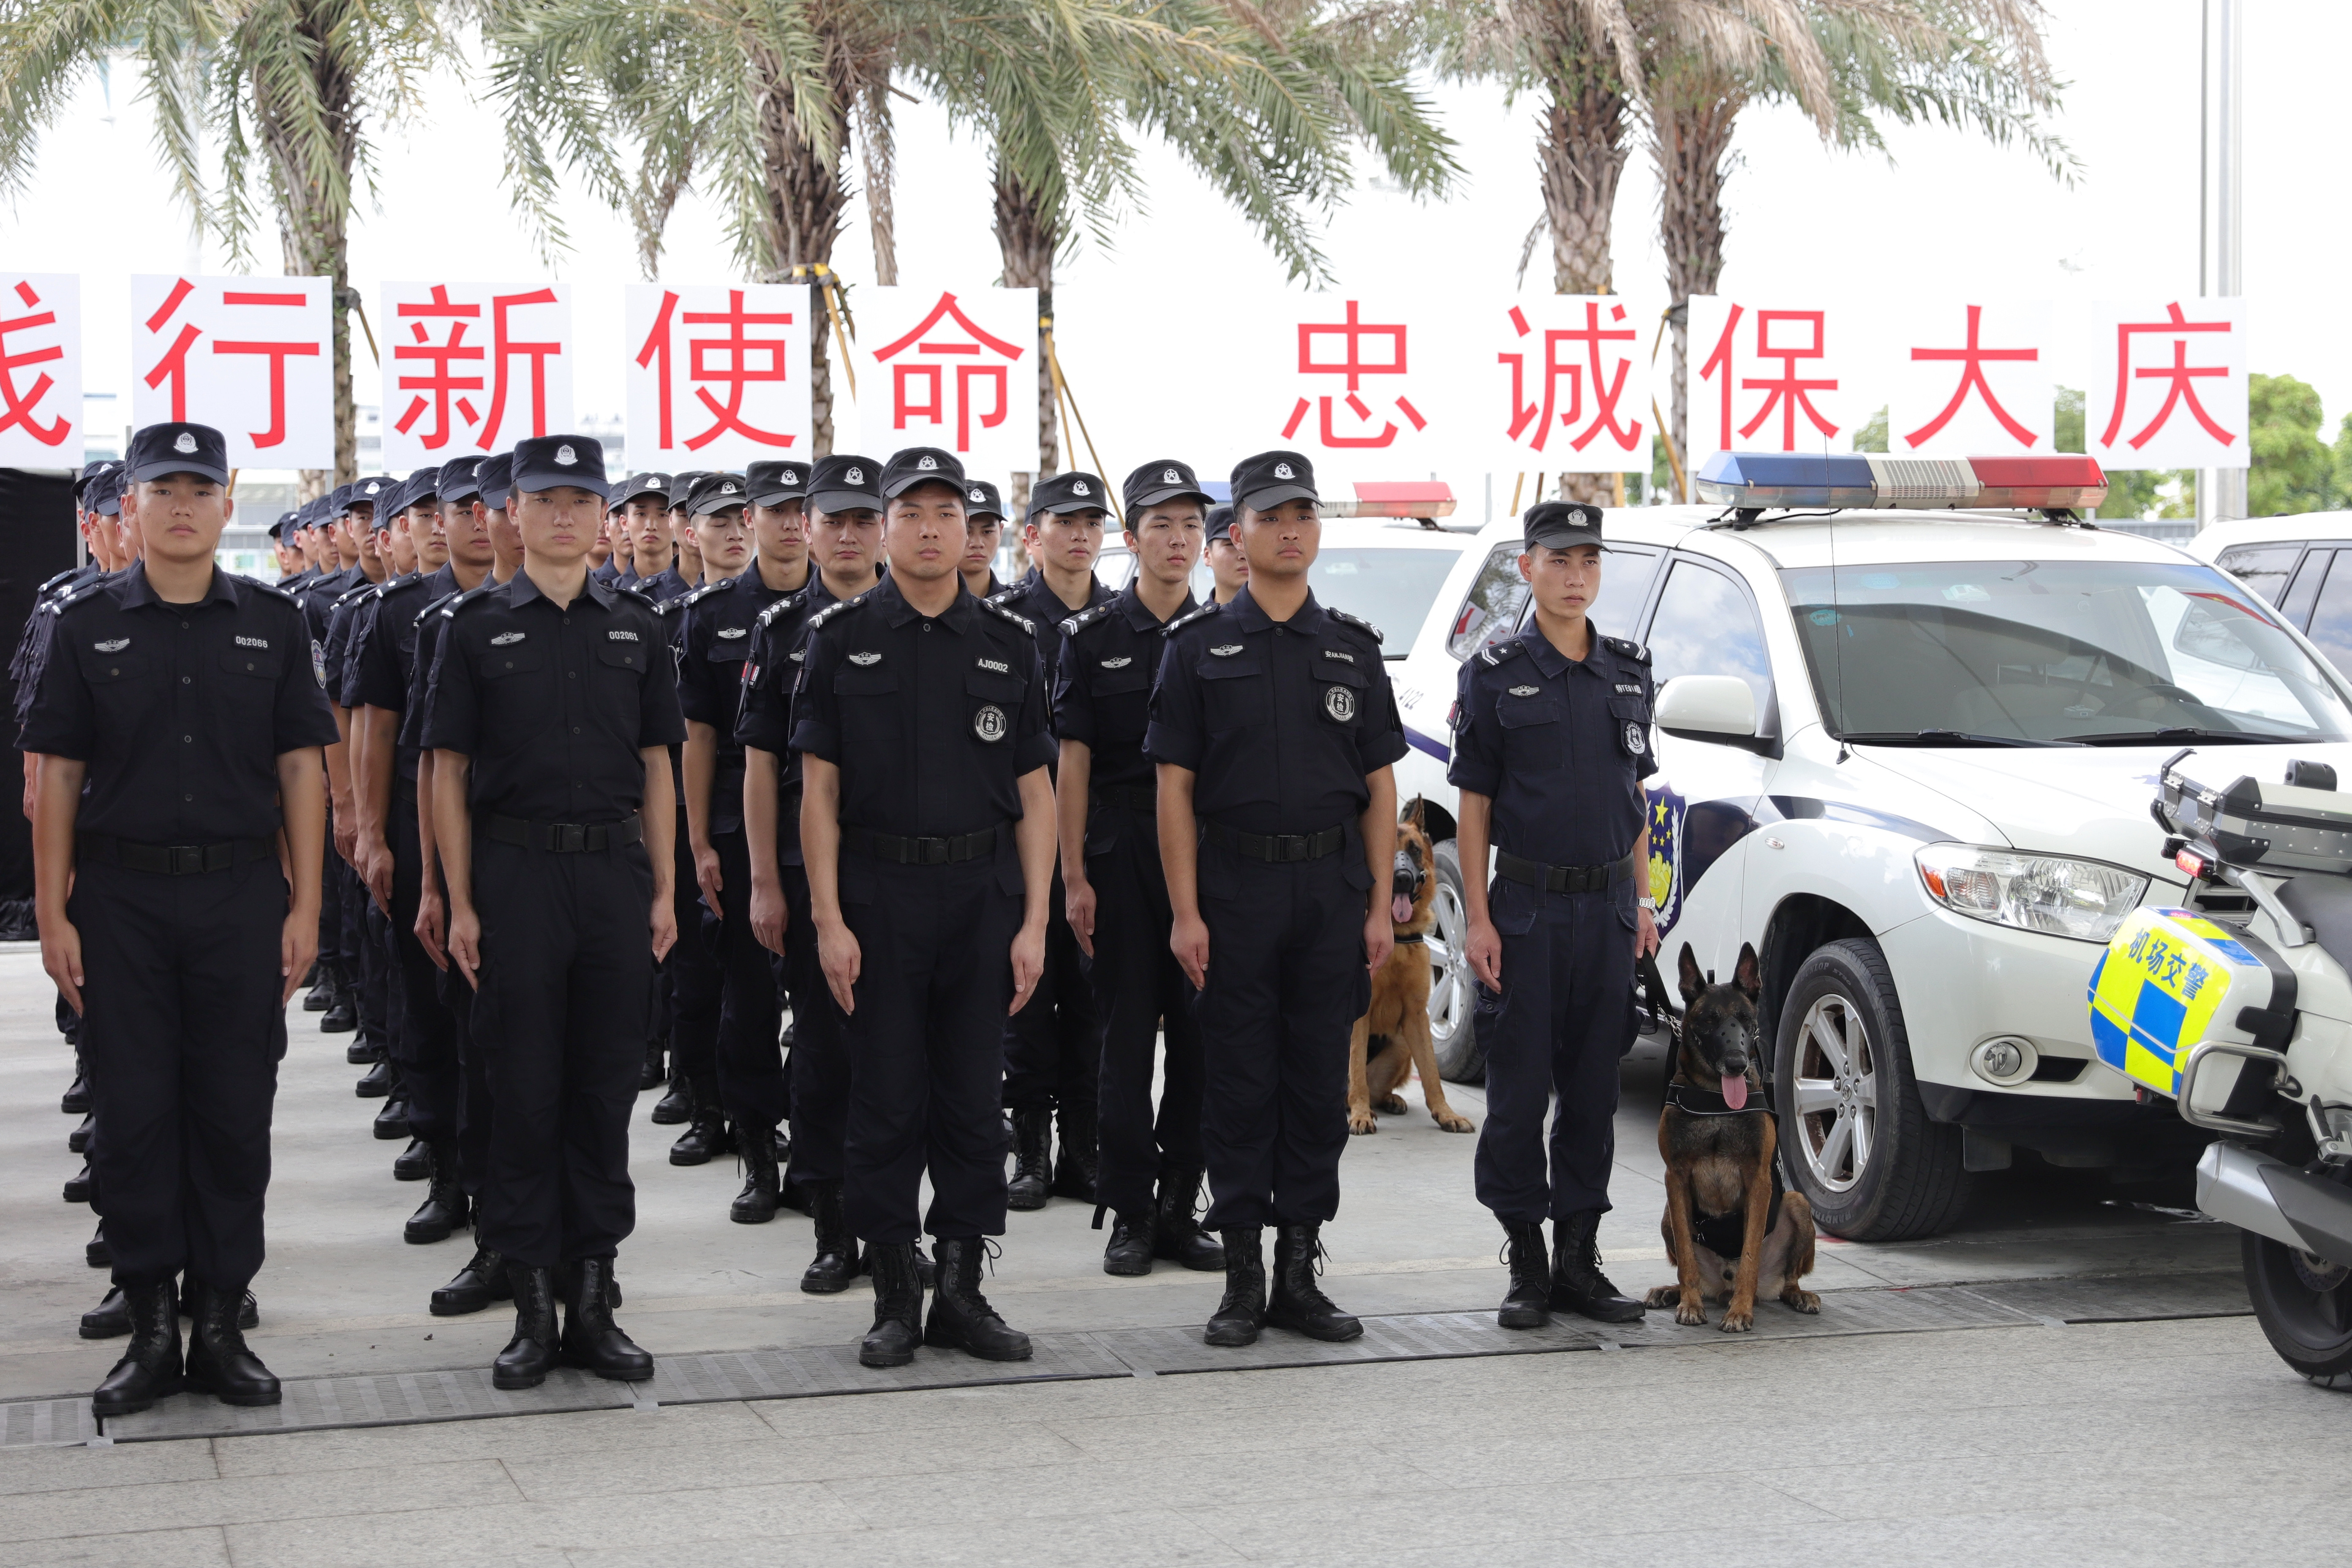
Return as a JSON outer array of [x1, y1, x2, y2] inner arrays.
[[1449, 501, 1655, 1328], [1055, 459, 1224, 1276], [27, 422, 337, 1416], [794, 445, 1057, 1368], [737, 454, 885, 1292], [1203, 505, 1247, 605], [606, 471, 670, 591], [1146, 449, 1402, 1348], [422, 433, 684, 1391], [958, 480, 1007, 599], [991, 471, 1112, 1208]]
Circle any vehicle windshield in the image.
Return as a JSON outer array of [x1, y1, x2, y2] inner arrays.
[[1307, 549, 1456, 657], [1781, 559, 2352, 746]]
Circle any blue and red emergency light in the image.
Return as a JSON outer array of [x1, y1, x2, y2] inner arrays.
[[1694, 452, 2109, 512]]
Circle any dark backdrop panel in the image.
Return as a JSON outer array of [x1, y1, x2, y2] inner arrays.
[[0, 468, 80, 900]]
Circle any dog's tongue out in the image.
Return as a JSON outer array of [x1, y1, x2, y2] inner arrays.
[[1391, 894, 1413, 925], [1720, 1074, 1749, 1110]]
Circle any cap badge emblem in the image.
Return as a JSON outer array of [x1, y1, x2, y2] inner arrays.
[[1273, 462, 1294, 480], [847, 466, 865, 484], [918, 455, 939, 470], [970, 489, 985, 502], [1163, 468, 1180, 484], [849, 651, 882, 666], [364, 482, 380, 495], [973, 703, 1008, 743], [172, 431, 198, 454], [1072, 480, 1090, 496], [555, 444, 576, 465], [722, 483, 737, 494], [1324, 685, 1356, 723], [782, 470, 798, 484], [1102, 656, 1131, 669], [94, 638, 128, 653], [1209, 643, 1242, 657], [1509, 685, 1540, 697]]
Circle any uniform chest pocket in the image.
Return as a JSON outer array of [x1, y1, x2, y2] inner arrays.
[[220, 648, 281, 681], [832, 667, 899, 698], [597, 644, 648, 674], [83, 652, 148, 685], [482, 646, 544, 680], [966, 669, 1027, 745], [1091, 660, 1152, 738], [1315, 660, 1369, 728], [1092, 663, 1150, 698], [1197, 655, 1269, 728], [1496, 692, 1566, 770], [1607, 695, 1653, 763]]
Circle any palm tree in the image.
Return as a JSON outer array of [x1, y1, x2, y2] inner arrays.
[[0, 0, 447, 487]]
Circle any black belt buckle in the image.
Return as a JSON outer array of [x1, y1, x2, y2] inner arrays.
[[914, 835, 949, 865], [1271, 834, 1310, 863], [551, 823, 586, 853], [170, 845, 206, 875]]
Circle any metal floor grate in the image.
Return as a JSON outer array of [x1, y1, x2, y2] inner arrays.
[[0, 1270, 2246, 1448]]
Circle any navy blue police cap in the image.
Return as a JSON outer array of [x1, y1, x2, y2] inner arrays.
[[1027, 470, 1109, 520], [880, 447, 964, 500], [268, 510, 296, 541], [1522, 500, 1612, 552], [961, 479, 1005, 523], [86, 465, 123, 518], [1229, 450, 1317, 514], [510, 435, 610, 500], [476, 453, 513, 511], [687, 472, 750, 517], [1204, 503, 1235, 544], [327, 482, 356, 517], [745, 460, 808, 508], [438, 456, 484, 506], [125, 422, 230, 486], [615, 470, 672, 508], [808, 454, 884, 515], [1124, 459, 1211, 513], [348, 475, 396, 514], [664, 470, 709, 510]]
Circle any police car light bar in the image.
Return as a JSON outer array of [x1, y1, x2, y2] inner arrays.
[[1694, 452, 2108, 514], [1325, 481, 1457, 520]]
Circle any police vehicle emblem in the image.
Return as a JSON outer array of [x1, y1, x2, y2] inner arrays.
[[174, 431, 198, 454], [1274, 462, 1294, 480], [849, 651, 882, 666], [973, 704, 1008, 742], [847, 465, 866, 484], [977, 657, 1009, 674], [491, 632, 524, 645], [717, 627, 747, 639], [1624, 721, 1648, 755], [94, 638, 128, 652], [1210, 643, 1242, 657], [1324, 685, 1356, 722], [1073, 480, 1090, 496], [609, 629, 639, 642], [555, 444, 576, 466], [1509, 685, 1539, 697], [1101, 656, 1132, 669]]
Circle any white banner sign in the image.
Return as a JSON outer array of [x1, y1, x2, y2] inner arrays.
[[379, 281, 572, 470], [0, 272, 80, 469], [625, 283, 811, 468], [1885, 300, 2053, 457], [1481, 296, 1650, 472], [1685, 296, 1860, 473], [132, 274, 333, 467], [2080, 298, 2249, 470], [1224, 294, 1458, 470], [847, 287, 1037, 472]]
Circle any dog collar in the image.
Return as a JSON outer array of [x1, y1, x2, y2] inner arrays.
[[1392, 932, 1425, 946], [1664, 1077, 1771, 1118]]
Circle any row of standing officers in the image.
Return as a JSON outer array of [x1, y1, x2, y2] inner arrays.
[[25, 422, 1660, 1416]]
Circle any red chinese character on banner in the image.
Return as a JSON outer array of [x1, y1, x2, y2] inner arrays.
[[2102, 301, 2236, 451], [1500, 301, 1642, 454], [872, 292, 1024, 452], [636, 288, 797, 450], [1904, 304, 2038, 448], [0, 280, 71, 448], [1284, 299, 1424, 449], [142, 279, 320, 448], [1699, 305, 1844, 451], [392, 286, 485, 451]]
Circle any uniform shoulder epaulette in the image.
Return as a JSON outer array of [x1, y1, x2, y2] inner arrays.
[[652, 592, 689, 617], [1327, 606, 1384, 644], [1603, 636, 1650, 665], [36, 566, 79, 596], [54, 578, 107, 614], [414, 589, 463, 627], [1477, 639, 1522, 667], [979, 596, 1034, 637], [250, 578, 303, 606], [755, 591, 802, 630], [683, 580, 724, 606], [806, 591, 868, 634], [986, 587, 1019, 608], [1164, 601, 1220, 636], [1059, 599, 1118, 639], [439, 585, 497, 620]]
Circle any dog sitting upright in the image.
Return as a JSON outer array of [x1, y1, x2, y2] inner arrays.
[[1347, 798, 1474, 1136], [1647, 942, 1820, 1332]]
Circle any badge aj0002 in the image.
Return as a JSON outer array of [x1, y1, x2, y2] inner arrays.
[[973, 703, 1009, 742], [1323, 685, 1356, 722]]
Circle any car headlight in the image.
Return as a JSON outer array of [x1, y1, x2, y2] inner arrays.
[[1914, 844, 2149, 943]]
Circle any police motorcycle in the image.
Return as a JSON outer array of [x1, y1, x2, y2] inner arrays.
[[2093, 752, 2352, 1382]]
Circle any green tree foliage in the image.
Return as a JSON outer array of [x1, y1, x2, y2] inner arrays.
[[2246, 373, 2336, 517]]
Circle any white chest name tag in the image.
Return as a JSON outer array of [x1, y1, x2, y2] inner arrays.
[[977, 658, 1009, 675]]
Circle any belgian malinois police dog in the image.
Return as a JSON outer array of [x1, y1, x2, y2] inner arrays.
[[1647, 943, 1820, 1331], [1347, 798, 1474, 1136]]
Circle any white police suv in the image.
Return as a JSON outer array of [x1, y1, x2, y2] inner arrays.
[[1389, 454, 2352, 1242]]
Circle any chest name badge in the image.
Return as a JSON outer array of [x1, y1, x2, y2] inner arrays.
[[973, 704, 1009, 742], [491, 632, 525, 646], [235, 636, 268, 650], [1624, 721, 1648, 756], [1322, 649, 1354, 664], [849, 651, 882, 666], [1210, 643, 1242, 657], [717, 627, 747, 639], [1615, 683, 1642, 695], [1508, 685, 1540, 697], [977, 658, 1009, 674], [1101, 656, 1132, 669], [1324, 685, 1357, 723], [93, 638, 128, 653], [609, 630, 639, 642]]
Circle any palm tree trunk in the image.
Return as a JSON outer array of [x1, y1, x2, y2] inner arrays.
[[754, 49, 852, 452], [253, 5, 359, 486], [1655, 79, 1742, 499], [858, 79, 898, 287], [992, 163, 1058, 477], [1536, 46, 1627, 505]]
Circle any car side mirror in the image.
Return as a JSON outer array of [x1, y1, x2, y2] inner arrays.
[[1656, 674, 1758, 740]]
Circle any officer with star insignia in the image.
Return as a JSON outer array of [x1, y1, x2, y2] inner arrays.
[[1448, 500, 1658, 1332], [1144, 448, 1403, 1351]]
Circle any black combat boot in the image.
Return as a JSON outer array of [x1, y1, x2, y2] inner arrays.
[[1102, 1211, 1155, 1276], [1050, 1103, 1098, 1202], [345, 1028, 383, 1065], [177, 1287, 259, 1330], [392, 1136, 431, 1181], [303, 960, 339, 1013], [372, 1094, 411, 1140], [321, 982, 359, 1033], [730, 1128, 781, 1224], [1152, 1169, 1225, 1272], [910, 1238, 936, 1288], [860, 1242, 924, 1368], [60, 1061, 92, 1114], [638, 1035, 667, 1092], [184, 1280, 280, 1405], [924, 1238, 1032, 1361], [651, 1068, 693, 1125], [404, 1141, 468, 1244], [431, 1243, 511, 1316], [91, 1279, 183, 1416], [63, 1162, 91, 1203], [1265, 1224, 1361, 1342], [80, 1285, 129, 1339], [1551, 1211, 1645, 1324], [1006, 1107, 1053, 1211], [1205, 1226, 1266, 1346], [1498, 1220, 1551, 1329], [354, 1056, 394, 1097], [668, 1081, 730, 1165], [68, 1111, 92, 1153], [87, 1221, 110, 1269], [493, 1264, 558, 1389], [560, 1257, 653, 1382], [800, 1180, 863, 1293]]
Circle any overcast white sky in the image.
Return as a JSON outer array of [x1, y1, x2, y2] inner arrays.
[[5, 0, 2336, 502]]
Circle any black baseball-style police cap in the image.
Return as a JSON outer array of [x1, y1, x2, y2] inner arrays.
[[744, 459, 807, 507], [125, 422, 230, 486], [615, 470, 672, 508], [268, 510, 295, 541], [328, 482, 356, 517], [687, 472, 750, 516], [1522, 500, 1613, 552], [1027, 470, 1109, 519], [76, 459, 120, 509], [86, 467, 122, 518], [1124, 459, 1212, 512], [350, 474, 396, 511], [476, 453, 514, 511], [510, 435, 611, 500], [808, 454, 883, 515], [1229, 450, 1317, 514], [962, 479, 1006, 522], [396, 466, 441, 516], [1204, 504, 1234, 544], [438, 456, 485, 506], [665, 470, 708, 510], [880, 447, 965, 500]]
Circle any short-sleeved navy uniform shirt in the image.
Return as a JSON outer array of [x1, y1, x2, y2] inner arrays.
[[1445, 626, 1655, 869], [677, 568, 800, 835], [988, 569, 1110, 727], [420, 571, 686, 823], [325, 573, 392, 708], [1054, 581, 1198, 795], [1144, 586, 1405, 836], [790, 574, 1054, 837], [21, 563, 339, 842], [733, 576, 847, 865], [398, 582, 481, 756], [351, 563, 461, 783], [625, 565, 695, 606]]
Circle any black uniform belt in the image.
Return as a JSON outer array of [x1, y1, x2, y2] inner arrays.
[[485, 813, 643, 853], [843, 823, 1002, 865], [1204, 819, 1347, 863], [78, 833, 274, 875], [1097, 784, 1157, 814], [1495, 847, 1640, 894]]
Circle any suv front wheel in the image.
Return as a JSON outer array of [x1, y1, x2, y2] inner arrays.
[[1427, 839, 1482, 1083], [1774, 938, 1971, 1242]]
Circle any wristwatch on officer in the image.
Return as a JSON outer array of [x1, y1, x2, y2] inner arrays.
[[1636, 895, 1657, 911]]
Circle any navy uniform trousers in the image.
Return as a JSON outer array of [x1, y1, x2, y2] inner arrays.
[[1001, 869, 1099, 1118], [840, 852, 1018, 1245], [1470, 878, 1636, 1222], [74, 857, 288, 1291], [441, 962, 495, 1201], [709, 827, 789, 1132], [387, 779, 460, 1147], [1088, 802, 1204, 1217], [469, 835, 654, 1266], [659, 824, 722, 1097], [782, 861, 849, 1184], [1195, 837, 1370, 1231]]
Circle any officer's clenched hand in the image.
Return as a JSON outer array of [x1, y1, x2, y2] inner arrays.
[[1363, 905, 1394, 979], [818, 916, 861, 1014], [1064, 874, 1097, 959], [1009, 921, 1046, 1015], [41, 915, 83, 1016], [1634, 906, 1660, 961], [1465, 915, 1503, 992], [749, 875, 788, 957], [649, 890, 678, 963], [694, 843, 724, 918], [1171, 910, 1210, 990]]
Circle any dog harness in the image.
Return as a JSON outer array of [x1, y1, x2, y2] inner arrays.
[[1664, 1076, 1787, 1259]]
